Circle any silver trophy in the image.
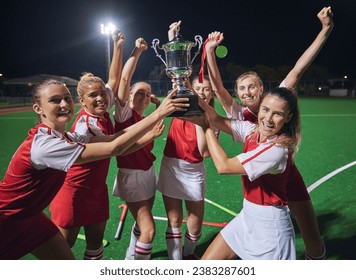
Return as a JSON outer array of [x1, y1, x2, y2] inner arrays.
[[152, 28, 203, 116]]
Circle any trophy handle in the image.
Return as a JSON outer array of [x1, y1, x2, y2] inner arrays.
[[151, 39, 167, 66], [191, 35, 203, 64]]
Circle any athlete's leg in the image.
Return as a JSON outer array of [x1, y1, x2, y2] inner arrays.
[[31, 232, 75, 260], [162, 194, 183, 259], [201, 233, 237, 260], [184, 199, 204, 259], [83, 221, 107, 260], [126, 197, 156, 260], [288, 200, 325, 259], [57, 226, 81, 248]]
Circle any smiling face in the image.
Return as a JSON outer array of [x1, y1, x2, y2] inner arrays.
[[79, 81, 108, 116], [33, 83, 74, 132], [236, 76, 263, 113], [258, 94, 292, 141], [192, 79, 213, 103], [130, 82, 152, 113]]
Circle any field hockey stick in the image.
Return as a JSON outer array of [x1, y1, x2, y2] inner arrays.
[[114, 204, 128, 240], [188, 220, 228, 228]]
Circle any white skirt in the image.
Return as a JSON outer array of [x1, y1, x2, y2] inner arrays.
[[156, 156, 206, 201], [221, 199, 296, 260], [112, 166, 157, 202]]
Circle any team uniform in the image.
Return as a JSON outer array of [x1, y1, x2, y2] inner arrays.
[[226, 80, 310, 202], [157, 117, 219, 260], [50, 85, 114, 228], [220, 120, 296, 260], [157, 118, 207, 201], [112, 99, 157, 202], [0, 124, 89, 259]]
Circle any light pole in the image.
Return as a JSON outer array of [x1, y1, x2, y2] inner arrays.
[[100, 23, 116, 80]]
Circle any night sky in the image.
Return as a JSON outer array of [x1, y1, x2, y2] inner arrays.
[[1, 0, 355, 81]]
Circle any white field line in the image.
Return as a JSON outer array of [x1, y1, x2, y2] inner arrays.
[[307, 161, 356, 193], [301, 114, 356, 117]]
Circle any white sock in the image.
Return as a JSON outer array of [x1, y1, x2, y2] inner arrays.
[[126, 223, 141, 259], [183, 230, 201, 256], [84, 245, 103, 260], [165, 227, 182, 260], [134, 241, 152, 260]]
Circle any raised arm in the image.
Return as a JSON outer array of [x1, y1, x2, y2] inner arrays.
[[283, 6, 334, 88], [168, 20, 181, 41], [117, 38, 148, 107], [76, 89, 188, 162], [186, 98, 244, 175], [198, 95, 233, 135], [121, 120, 165, 155], [205, 127, 246, 175], [107, 29, 125, 93], [205, 32, 234, 114]]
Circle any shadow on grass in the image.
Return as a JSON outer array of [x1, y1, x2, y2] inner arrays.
[[293, 211, 356, 260]]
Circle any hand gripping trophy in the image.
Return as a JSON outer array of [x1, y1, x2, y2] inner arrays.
[[152, 27, 203, 117]]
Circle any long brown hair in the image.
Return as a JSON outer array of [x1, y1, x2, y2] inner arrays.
[[250, 87, 301, 155]]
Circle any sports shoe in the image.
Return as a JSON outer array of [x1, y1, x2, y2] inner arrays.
[[183, 253, 200, 260]]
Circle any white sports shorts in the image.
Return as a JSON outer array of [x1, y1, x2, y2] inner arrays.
[[156, 156, 206, 201], [112, 166, 157, 202], [221, 199, 296, 260]]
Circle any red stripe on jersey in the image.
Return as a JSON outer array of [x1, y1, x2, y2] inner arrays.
[[241, 144, 275, 165]]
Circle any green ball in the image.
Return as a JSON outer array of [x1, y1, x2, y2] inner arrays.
[[215, 45, 228, 58]]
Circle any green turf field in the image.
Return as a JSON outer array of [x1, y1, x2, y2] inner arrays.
[[1, 97, 355, 260]]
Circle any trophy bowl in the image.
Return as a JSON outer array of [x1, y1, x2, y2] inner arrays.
[[152, 29, 203, 117]]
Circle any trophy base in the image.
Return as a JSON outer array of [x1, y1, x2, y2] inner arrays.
[[167, 94, 203, 117]]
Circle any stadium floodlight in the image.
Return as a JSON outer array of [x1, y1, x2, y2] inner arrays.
[[100, 23, 117, 80], [100, 23, 116, 35]]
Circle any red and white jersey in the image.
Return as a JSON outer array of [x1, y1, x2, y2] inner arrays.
[[0, 124, 88, 218], [228, 79, 309, 201], [62, 108, 114, 188], [164, 118, 203, 164], [231, 120, 290, 206], [71, 84, 114, 136], [227, 101, 257, 123], [227, 80, 286, 122], [71, 109, 114, 137], [114, 100, 155, 171]]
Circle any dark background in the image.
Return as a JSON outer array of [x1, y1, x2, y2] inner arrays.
[[1, 0, 355, 81]]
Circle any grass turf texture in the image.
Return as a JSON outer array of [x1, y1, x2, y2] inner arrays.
[[1, 97, 355, 260]]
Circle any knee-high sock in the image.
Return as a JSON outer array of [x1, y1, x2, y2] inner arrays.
[[126, 223, 141, 259], [84, 245, 104, 260], [165, 227, 182, 260], [183, 230, 201, 256], [134, 241, 152, 260]]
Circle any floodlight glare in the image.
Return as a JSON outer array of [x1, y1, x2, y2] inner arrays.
[[100, 23, 116, 35], [100, 23, 116, 81]]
